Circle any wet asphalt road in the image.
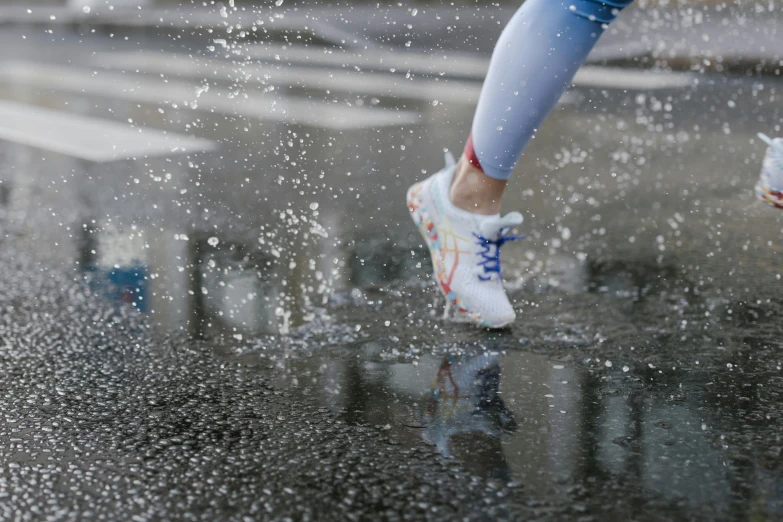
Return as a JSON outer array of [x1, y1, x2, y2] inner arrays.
[[0, 12, 782, 522]]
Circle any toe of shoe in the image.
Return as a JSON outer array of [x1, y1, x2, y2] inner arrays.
[[481, 306, 516, 329]]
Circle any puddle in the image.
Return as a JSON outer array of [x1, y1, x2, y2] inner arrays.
[[271, 344, 781, 519]]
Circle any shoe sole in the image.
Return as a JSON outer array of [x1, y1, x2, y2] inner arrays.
[[407, 183, 503, 328], [755, 181, 783, 209]]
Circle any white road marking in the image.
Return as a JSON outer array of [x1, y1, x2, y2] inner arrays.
[[0, 100, 215, 162], [91, 51, 484, 104], [1, 62, 420, 130], [573, 66, 697, 90], [239, 44, 697, 90], [0, 6, 374, 49], [241, 44, 490, 79], [91, 49, 690, 112]]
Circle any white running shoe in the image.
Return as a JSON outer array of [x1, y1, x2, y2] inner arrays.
[[755, 133, 783, 208], [407, 152, 524, 329]]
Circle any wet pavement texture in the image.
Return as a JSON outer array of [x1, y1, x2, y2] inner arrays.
[[0, 10, 782, 521]]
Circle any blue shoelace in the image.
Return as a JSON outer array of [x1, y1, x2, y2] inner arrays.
[[473, 232, 526, 281]]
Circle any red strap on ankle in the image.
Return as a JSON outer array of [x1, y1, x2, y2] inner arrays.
[[463, 134, 484, 172]]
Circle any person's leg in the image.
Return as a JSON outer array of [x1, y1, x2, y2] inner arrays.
[[407, 0, 633, 328], [451, 0, 634, 215]]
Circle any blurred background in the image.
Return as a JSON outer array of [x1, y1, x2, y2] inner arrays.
[[0, 0, 782, 520]]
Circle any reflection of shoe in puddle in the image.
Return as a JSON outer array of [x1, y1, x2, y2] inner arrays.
[[755, 133, 783, 208], [406, 152, 524, 329], [418, 355, 519, 459]]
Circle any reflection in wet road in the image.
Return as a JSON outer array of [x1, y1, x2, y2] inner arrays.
[[273, 344, 780, 520], [0, 15, 782, 521]]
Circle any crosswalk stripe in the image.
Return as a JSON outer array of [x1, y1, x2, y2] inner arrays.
[[1, 61, 420, 130], [91, 47, 689, 114], [91, 51, 484, 104], [239, 44, 697, 90], [574, 66, 697, 90], [0, 99, 216, 162], [241, 44, 490, 78]]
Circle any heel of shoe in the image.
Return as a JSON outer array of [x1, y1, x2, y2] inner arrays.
[[756, 181, 783, 208], [407, 183, 431, 242], [406, 183, 421, 210]]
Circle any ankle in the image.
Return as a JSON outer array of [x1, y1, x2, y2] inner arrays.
[[449, 156, 507, 215]]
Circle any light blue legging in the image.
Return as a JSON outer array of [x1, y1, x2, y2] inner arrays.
[[466, 0, 635, 180]]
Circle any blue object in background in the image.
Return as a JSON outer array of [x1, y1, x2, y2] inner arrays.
[[85, 264, 149, 313]]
